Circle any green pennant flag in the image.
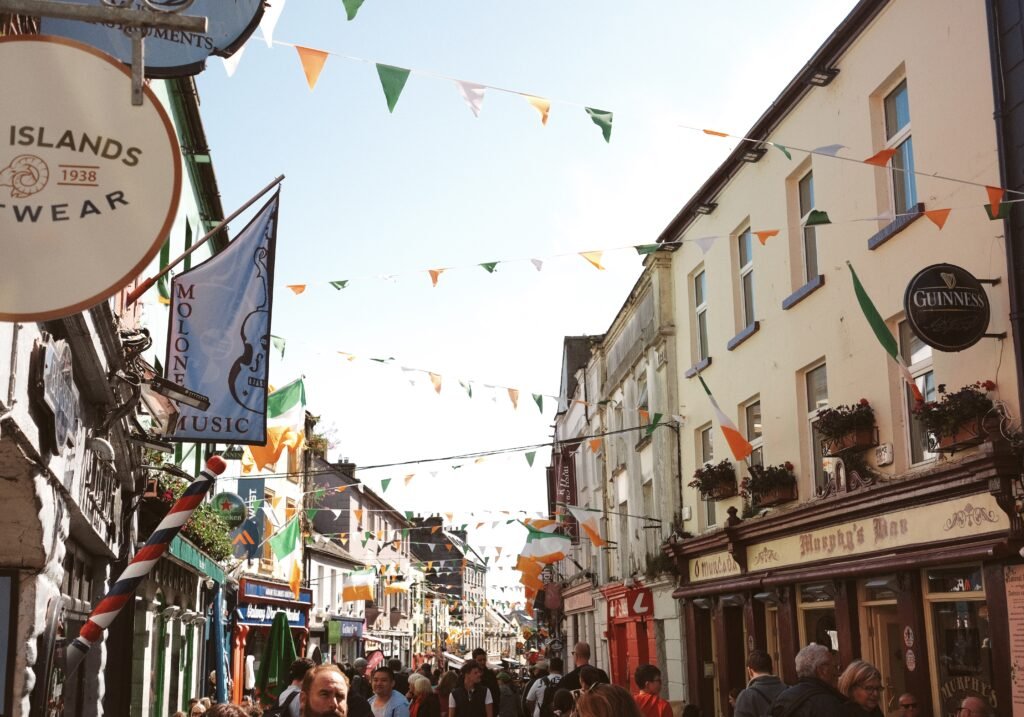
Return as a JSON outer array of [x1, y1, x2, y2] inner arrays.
[[634, 244, 659, 255], [342, 0, 365, 21], [773, 143, 792, 160], [985, 203, 1009, 220], [532, 393, 543, 413], [329, 280, 349, 290], [270, 335, 286, 359], [252, 499, 263, 511], [371, 357, 394, 363], [402, 528, 410, 539], [365, 531, 374, 540], [380, 478, 391, 493], [585, 107, 614, 143], [376, 64, 411, 113], [506, 519, 515, 524], [805, 209, 831, 226], [313, 488, 325, 502], [361, 537, 370, 548], [480, 262, 499, 273], [305, 509, 317, 521], [269, 516, 300, 560], [525, 451, 536, 467], [646, 412, 663, 436], [405, 510, 414, 520], [460, 380, 473, 398]]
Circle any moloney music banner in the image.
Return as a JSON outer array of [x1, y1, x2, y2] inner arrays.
[[166, 193, 280, 444]]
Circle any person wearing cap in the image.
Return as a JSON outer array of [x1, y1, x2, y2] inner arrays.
[[521, 663, 548, 717], [350, 657, 373, 701], [496, 672, 521, 717]]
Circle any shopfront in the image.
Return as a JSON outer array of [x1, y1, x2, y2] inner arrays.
[[602, 582, 657, 689], [563, 577, 597, 663], [667, 446, 1021, 717]]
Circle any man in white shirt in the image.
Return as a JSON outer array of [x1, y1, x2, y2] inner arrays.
[[279, 657, 316, 717], [449, 662, 493, 717], [525, 657, 563, 717]]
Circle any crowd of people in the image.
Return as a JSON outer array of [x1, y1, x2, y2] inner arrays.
[[173, 641, 994, 717]]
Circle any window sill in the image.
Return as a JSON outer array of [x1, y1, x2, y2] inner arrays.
[[684, 357, 712, 378], [727, 321, 760, 351], [867, 202, 925, 250], [635, 434, 653, 451], [782, 275, 825, 310]]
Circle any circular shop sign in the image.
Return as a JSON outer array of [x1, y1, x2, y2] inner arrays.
[[903, 263, 990, 352], [212, 492, 248, 529], [0, 35, 181, 321]]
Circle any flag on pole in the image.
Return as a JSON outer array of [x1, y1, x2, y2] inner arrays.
[[697, 375, 753, 461], [243, 379, 306, 473], [520, 525, 571, 563], [565, 505, 606, 547], [846, 262, 924, 403], [342, 569, 376, 602], [268, 515, 303, 598]]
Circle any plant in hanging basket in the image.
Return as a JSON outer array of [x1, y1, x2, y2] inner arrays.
[[815, 399, 876, 452], [741, 462, 797, 506], [688, 459, 737, 500], [911, 380, 996, 444]]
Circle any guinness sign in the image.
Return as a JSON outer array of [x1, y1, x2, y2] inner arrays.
[[903, 264, 990, 352]]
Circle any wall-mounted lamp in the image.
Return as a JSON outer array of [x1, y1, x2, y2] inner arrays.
[[129, 431, 173, 454], [801, 582, 837, 601], [754, 591, 781, 605], [161, 605, 182, 619], [805, 67, 840, 86], [695, 202, 718, 216], [864, 575, 899, 593], [147, 375, 210, 411], [690, 597, 712, 610], [719, 593, 745, 607]]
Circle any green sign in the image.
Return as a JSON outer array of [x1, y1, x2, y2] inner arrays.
[[212, 492, 247, 529], [327, 620, 341, 645]]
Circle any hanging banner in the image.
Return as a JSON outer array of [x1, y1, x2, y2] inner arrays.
[[547, 445, 579, 543], [166, 194, 280, 444], [41, 0, 264, 78], [0, 36, 180, 322]]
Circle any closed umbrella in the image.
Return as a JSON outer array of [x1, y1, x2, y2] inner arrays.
[[255, 610, 297, 707]]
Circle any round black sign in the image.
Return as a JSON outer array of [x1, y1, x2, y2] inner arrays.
[[903, 263, 990, 352]]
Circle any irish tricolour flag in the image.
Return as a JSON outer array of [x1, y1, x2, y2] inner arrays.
[[698, 375, 753, 461], [342, 569, 376, 602], [244, 379, 306, 473], [566, 505, 606, 547], [520, 524, 571, 564]]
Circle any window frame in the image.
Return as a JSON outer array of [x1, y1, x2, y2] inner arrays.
[[804, 363, 829, 495], [797, 170, 818, 281], [698, 424, 716, 528], [883, 79, 917, 216], [737, 227, 755, 329], [745, 399, 763, 469], [899, 320, 936, 464], [694, 269, 709, 362]]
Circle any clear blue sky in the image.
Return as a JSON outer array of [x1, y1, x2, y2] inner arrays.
[[195, 0, 859, 591]]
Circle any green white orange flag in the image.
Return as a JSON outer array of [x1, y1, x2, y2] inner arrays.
[[342, 569, 376, 602], [846, 262, 924, 403], [243, 379, 306, 473], [520, 525, 570, 563], [268, 516, 303, 598], [697, 375, 753, 461], [566, 505, 606, 547]]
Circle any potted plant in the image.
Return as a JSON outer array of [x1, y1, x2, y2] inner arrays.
[[912, 380, 997, 450], [815, 399, 877, 456], [689, 459, 737, 500], [741, 461, 798, 507]]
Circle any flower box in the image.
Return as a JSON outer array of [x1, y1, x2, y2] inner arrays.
[[689, 459, 737, 501], [707, 482, 738, 501], [754, 482, 797, 507], [823, 426, 878, 457], [935, 417, 987, 453]]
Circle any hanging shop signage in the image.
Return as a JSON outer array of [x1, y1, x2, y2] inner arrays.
[[547, 445, 579, 542], [0, 36, 180, 322], [41, 0, 264, 78], [338, 618, 364, 639], [29, 336, 81, 457], [211, 492, 247, 529], [235, 605, 307, 629], [903, 263, 991, 352], [240, 578, 313, 607]]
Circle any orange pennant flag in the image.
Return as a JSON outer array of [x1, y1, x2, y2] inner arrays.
[[987, 186, 1005, 217], [476, 522, 485, 529], [295, 45, 329, 90], [404, 473, 415, 486], [286, 284, 306, 295], [376, 530, 384, 540], [474, 457, 485, 464], [863, 148, 897, 167], [580, 251, 605, 270], [638, 409, 650, 422], [335, 485, 349, 493], [703, 128, 729, 137], [431, 525, 441, 534], [526, 96, 551, 125], [353, 508, 363, 524], [924, 208, 952, 230], [588, 438, 602, 453], [754, 229, 779, 245], [428, 269, 445, 287], [445, 512, 453, 522], [496, 546, 503, 556], [429, 372, 442, 394], [508, 388, 519, 410], [446, 542, 453, 551]]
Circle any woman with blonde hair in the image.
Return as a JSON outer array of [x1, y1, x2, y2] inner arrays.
[[574, 684, 642, 717], [410, 673, 442, 717], [838, 660, 884, 716]]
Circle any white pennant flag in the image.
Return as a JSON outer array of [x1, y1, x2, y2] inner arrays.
[[260, 0, 286, 47], [531, 258, 544, 272], [694, 236, 716, 254], [222, 44, 246, 77], [812, 143, 846, 157], [261, 505, 283, 528], [330, 509, 342, 519], [455, 80, 486, 117]]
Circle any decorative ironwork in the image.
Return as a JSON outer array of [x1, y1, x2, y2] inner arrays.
[[752, 546, 780, 566], [943, 503, 998, 531]]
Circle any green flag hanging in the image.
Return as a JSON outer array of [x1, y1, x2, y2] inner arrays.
[[480, 262, 499, 273], [773, 143, 792, 160], [269, 516, 300, 560], [271, 335, 286, 359], [381, 478, 391, 493], [402, 528, 410, 539], [405, 510, 414, 520], [805, 209, 831, 226], [985, 203, 1009, 220], [525, 451, 536, 467], [376, 64, 411, 113], [634, 244, 659, 255], [329, 280, 349, 290], [313, 488, 325, 502], [342, 0, 365, 21], [460, 380, 473, 398], [646, 412, 663, 435], [305, 509, 317, 521], [532, 393, 543, 413], [585, 107, 614, 143]]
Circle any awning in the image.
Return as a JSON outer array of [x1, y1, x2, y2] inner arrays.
[[442, 652, 465, 668]]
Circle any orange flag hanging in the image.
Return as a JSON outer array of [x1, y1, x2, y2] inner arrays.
[[987, 186, 1005, 217], [404, 473, 415, 486], [295, 46, 329, 90], [924, 208, 952, 230], [431, 525, 441, 534], [754, 229, 779, 245], [354, 508, 364, 524], [445, 512, 453, 522], [863, 148, 897, 167], [638, 409, 650, 422], [580, 251, 605, 270], [428, 269, 445, 287], [286, 284, 306, 295], [526, 96, 551, 125], [588, 438, 602, 453], [702, 128, 729, 137], [429, 372, 442, 394], [508, 388, 519, 410], [335, 485, 349, 493]]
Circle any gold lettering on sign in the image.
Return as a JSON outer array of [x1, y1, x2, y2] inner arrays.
[[798, 523, 865, 558], [943, 503, 998, 531], [690, 552, 741, 582], [752, 546, 779, 566]]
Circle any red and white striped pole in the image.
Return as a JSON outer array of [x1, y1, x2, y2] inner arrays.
[[66, 455, 227, 675]]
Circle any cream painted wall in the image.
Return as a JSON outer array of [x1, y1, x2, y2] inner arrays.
[[669, 0, 1018, 533]]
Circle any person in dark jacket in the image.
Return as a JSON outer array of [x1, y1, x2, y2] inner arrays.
[[450, 662, 494, 717], [409, 674, 442, 717], [472, 648, 501, 711], [521, 663, 548, 717], [390, 659, 411, 698], [769, 643, 845, 717], [558, 643, 609, 695], [837, 660, 884, 717], [496, 672, 522, 717], [734, 649, 787, 717]]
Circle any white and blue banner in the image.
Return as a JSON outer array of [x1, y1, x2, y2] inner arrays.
[[166, 193, 279, 444]]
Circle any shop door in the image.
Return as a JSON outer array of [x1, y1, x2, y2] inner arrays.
[[866, 605, 906, 715], [613, 623, 629, 688]]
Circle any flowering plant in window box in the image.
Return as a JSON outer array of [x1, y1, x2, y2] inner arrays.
[[740, 462, 797, 507], [912, 380, 997, 449], [688, 459, 737, 500], [815, 399, 877, 455]]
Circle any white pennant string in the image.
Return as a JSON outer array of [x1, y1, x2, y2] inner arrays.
[[222, 44, 246, 77], [455, 80, 486, 118], [260, 0, 286, 47]]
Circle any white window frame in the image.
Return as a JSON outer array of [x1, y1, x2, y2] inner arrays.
[[798, 170, 818, 281], [698, 424, 716, 528], [737, 227, 755, 329], [804, 363, 829, 495], [883, 79, 917, 215], [745, 398, 763, 469], [899, 320, 936, 464], [694, 269, 709, 362]]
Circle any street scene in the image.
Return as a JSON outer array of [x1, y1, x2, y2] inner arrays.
[[0, 0, 1022, 715]]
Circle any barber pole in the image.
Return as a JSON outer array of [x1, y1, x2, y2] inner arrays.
[[65, 455, 228, 675]]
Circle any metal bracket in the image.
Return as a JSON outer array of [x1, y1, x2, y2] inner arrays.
[[983, 332, 1008, 339], [978, 278, 1002, 285]]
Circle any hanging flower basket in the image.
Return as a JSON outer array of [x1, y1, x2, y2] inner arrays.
[[688, 459, 737, 501], [935, 416, 989, 452], [823, 426, 878, 457], [914, 380, 997, 453], [755, 482, 798, 507], [816, 400, 877, 456], [741, 462, 798, 508], [707, 482, 738, 501]]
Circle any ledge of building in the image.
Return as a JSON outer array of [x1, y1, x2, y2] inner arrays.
[[867, 203, 925, 250], [782, 275, 825, 310], [727, 322, 760, 351], [684, 357, 712, 379]]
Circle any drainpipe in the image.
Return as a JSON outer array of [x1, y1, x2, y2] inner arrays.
[[985, 0, 1024, 415], [663, 421, 685, 532], [6, 321, 19, 409], [213, 583, 227, 704]]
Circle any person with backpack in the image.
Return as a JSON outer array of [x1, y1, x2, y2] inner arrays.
[[734, 649, 787, 717], [525, 657, 563, 717], [496, 672, 522, 717], [273, 657, 315, 717], [769, 643, 845, 717], [632, 665, 672, 717], [520, 663, 548, 717]]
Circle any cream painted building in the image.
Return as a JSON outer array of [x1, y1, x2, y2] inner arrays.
[[659, 1, 1023, 716]]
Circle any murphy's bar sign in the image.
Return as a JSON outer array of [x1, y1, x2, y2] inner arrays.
[[0, 36, 180, 322], [903, 263, 991, 352]]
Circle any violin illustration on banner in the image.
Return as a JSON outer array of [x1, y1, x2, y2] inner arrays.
[[229, 245, 270, 413]]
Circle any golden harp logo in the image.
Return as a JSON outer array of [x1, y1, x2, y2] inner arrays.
[[0, 154, 49, 198]]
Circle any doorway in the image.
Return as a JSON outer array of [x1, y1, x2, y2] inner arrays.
[[864, 605, 907, 714]]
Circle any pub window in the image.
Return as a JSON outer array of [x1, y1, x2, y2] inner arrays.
[[745, 399, 763, 469], [798, 582, 839, 653], [899, 320, 936, 463], [884, 79, 917, 215], [699, 424, 716, 528], [804, 363, 829, 494]]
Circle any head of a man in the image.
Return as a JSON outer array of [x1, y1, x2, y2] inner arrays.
[[794, 643, 838, 686], [897, 693, 920, 717], [959, 695, 991, 717], [387, 659, 402, 674], [571, 642, 591, 667], [352, 658, 368, 677], [371, 667, 396, 699], [472, 647, 488, 669], [290, 657, 317, 686], [746, 649, 773, 680], [300, 665, 348, 717], [578, 665, 607, 692], [462, 662, 483, 690], [548, 657, 564, 675], [634, 664, 662, 697]]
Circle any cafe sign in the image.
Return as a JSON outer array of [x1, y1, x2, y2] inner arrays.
[[0, 36, 180, 321], [903, 263, 991, 352]]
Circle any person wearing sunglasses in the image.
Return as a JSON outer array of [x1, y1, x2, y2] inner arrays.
[[896, 693, 922, 717], [837, 661, 883, 716]]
